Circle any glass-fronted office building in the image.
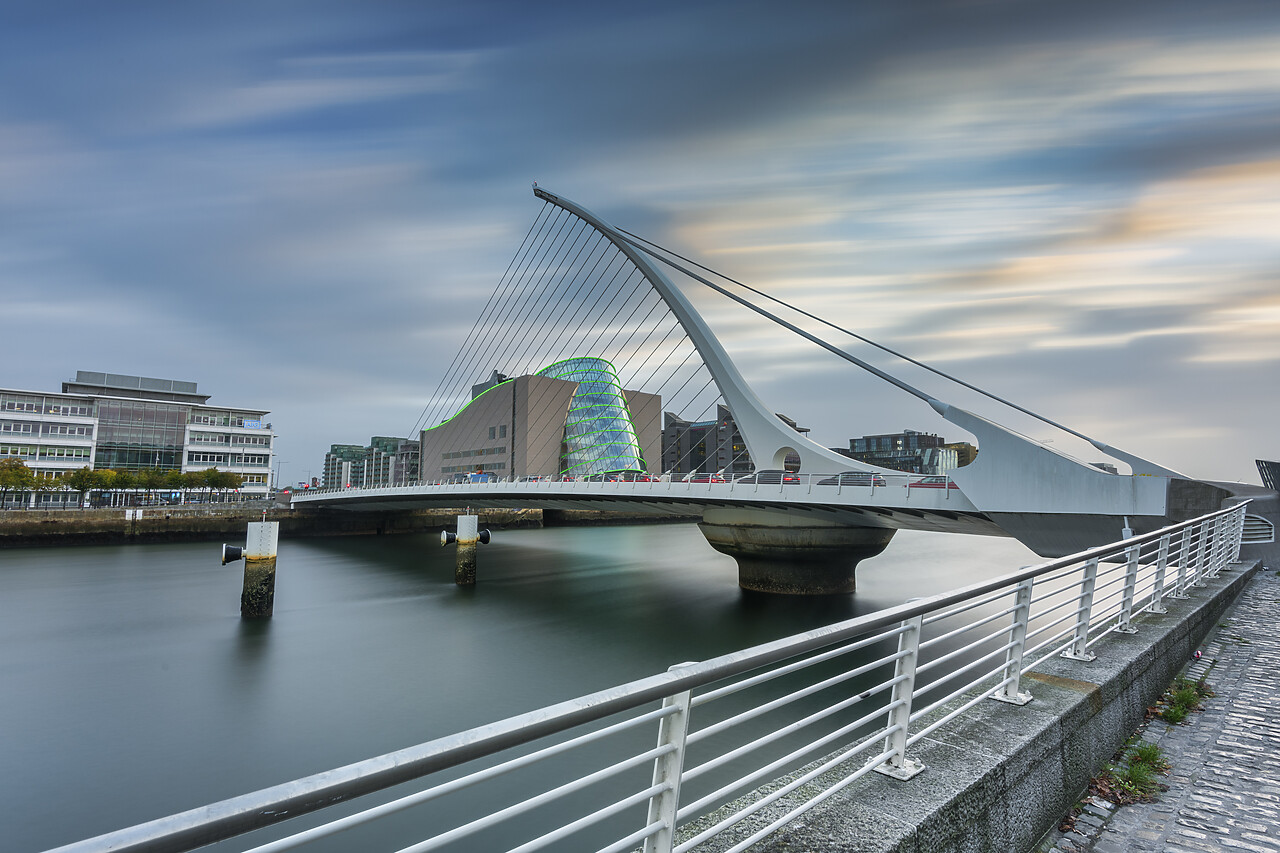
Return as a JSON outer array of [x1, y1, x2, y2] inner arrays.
[[0, 371, 275, 499]]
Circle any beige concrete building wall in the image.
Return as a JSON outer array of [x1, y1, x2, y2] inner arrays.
[[418, 382, 515, 480], [515, 374, 576, 478], [624, 390, 662, 473], [418, 374, 664, 479]]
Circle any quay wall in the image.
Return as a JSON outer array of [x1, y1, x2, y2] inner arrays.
[[0, 506, 542, 547], [691, 561, 1259, 853], [0, 506, 703, 547]]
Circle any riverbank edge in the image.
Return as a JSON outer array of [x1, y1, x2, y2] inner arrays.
[[679, 560, 1258, 853], [0, 506, 701, 547]]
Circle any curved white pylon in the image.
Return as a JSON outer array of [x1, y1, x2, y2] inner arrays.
[[534, 187, 870, 474]]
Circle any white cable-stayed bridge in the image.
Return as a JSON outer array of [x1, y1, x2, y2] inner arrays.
[[292, 186, 1248, 593]]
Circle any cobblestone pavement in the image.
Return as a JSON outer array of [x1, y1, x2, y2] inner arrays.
[[1038, 566, 1280, 853]]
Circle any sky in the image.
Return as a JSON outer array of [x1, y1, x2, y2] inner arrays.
[[2, 0, 1278, 487]]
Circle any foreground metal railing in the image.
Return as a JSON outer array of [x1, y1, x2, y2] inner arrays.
[[49, 503, 1248, 853]]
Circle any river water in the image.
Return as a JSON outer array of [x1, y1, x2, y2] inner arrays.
[[2, 523, 1038, 852]]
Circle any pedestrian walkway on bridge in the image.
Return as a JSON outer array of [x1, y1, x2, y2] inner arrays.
[[1037, 568, 1280, 853]]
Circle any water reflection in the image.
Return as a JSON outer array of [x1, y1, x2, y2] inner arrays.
[[0, 523, 1037, 851]]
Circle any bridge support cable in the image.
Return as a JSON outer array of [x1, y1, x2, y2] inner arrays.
[[615, 226, 1182, 479], [415, 192, 734, 481], [412, 205, 581, 435], [408, 203, 557, 437]]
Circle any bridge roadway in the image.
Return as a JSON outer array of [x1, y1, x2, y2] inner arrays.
[[288, 471, 1210, 593], [288, 473, 1003, 536]]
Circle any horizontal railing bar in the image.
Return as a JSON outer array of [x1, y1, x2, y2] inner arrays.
[[918, 610, 1016, 660], [239, 703, 678, 853], [691, 625, 907, 708], [504, 782, 666, 853], [1022, 612, 1079, 650], [686, 655, 905, 746], [907, 671, 1017, 745], [712, 749, 895, 853], [910, 656, 1012, 725], [682, 678, 899, 786], [673, 738, 899, 853], [678, 702, 896, 820], [1025, 586, 1081, 617], [396, 745, 672, 853], [921, 586, 1017, 626], [593, 818, 666, 853]]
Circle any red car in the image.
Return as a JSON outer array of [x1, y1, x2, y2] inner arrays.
[[908, 476, 959, 490], [734, 470, 800, 485]]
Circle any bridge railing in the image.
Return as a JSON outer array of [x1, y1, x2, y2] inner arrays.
[[291, 469, 961, 500], [49, 503, 1249, 853]]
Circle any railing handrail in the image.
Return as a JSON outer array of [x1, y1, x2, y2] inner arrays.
[[47, 501, 1248, 853]]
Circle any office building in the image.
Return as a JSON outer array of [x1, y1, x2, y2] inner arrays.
[[840, 429, 959, 475], [0, 370, 275, 497]]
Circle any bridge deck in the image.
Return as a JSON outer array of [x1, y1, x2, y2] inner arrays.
[[289, 476, 1007, 536]]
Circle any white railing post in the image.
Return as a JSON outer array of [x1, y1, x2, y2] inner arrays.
[[1169, 528, 1192, 599], [1230, 506, 1246, 563], [643, 668, 694, 853], [1190, 521, 1208, 587], [1061, 558, 1099, 661], [1150, 533, 1170, 614], [875, 614, 925, 780], [1203, 516, 1221, 578], [992, 578, 1034, 705], [1115, 545, 1141, 634]]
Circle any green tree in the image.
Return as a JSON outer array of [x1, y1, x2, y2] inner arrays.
[[136, 468, 167, 502], [61, 466, 100, 506], [0, 457, 37, 507]]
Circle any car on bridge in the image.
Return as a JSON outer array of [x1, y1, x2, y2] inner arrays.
[[734, 470, 800, 485], [908, 475, 959, 490], [816, 471, 888, 487]]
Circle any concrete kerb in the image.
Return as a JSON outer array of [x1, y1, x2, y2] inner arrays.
[[678, 560, 1259, 853]]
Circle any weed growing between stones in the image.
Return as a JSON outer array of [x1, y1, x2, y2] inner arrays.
[[1157, 677, 1213, 724]]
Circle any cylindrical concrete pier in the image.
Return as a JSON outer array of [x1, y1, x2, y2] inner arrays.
[[699, 508, 896, 594], [240, 521, 280, 618], [455, 514, 478, 586]]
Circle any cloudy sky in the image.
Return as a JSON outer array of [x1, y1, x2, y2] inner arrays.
[[3, 1, 1278, 486]]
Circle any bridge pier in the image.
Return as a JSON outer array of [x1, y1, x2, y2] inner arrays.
[[699, 508, 895, 594]]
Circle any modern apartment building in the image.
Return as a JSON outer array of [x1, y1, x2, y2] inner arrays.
[[323, 437, 420, 488], [0, 371, 275, 497]]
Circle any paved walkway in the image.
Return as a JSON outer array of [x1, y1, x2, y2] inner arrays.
[[1038, 566, 1280, 853]]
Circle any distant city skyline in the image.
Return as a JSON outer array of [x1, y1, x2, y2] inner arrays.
[[3, 1, 1278, 487]]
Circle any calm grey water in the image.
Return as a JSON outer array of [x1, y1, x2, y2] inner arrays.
[[1, 523, 1037, 852]]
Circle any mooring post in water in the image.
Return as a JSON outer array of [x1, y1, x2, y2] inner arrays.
[[441, 513, 490, 586], [222, 521, 280, 618]]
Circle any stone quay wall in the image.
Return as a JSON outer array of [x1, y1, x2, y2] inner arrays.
[[0, 505, 703, 548], [0, 506, 543, 547]]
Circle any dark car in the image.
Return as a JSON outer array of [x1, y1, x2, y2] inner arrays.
[[816, 471, 888, 487], [734, 470, 801, 485]]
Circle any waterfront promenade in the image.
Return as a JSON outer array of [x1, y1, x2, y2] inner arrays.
[[1038, 567, 1280, 853]]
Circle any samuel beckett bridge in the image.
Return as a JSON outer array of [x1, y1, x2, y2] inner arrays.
[[292, 185, 1261, 594], [52, 188, 1278, 853]]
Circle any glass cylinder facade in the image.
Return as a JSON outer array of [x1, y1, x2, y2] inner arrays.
[[535, 357, 645, 477]]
